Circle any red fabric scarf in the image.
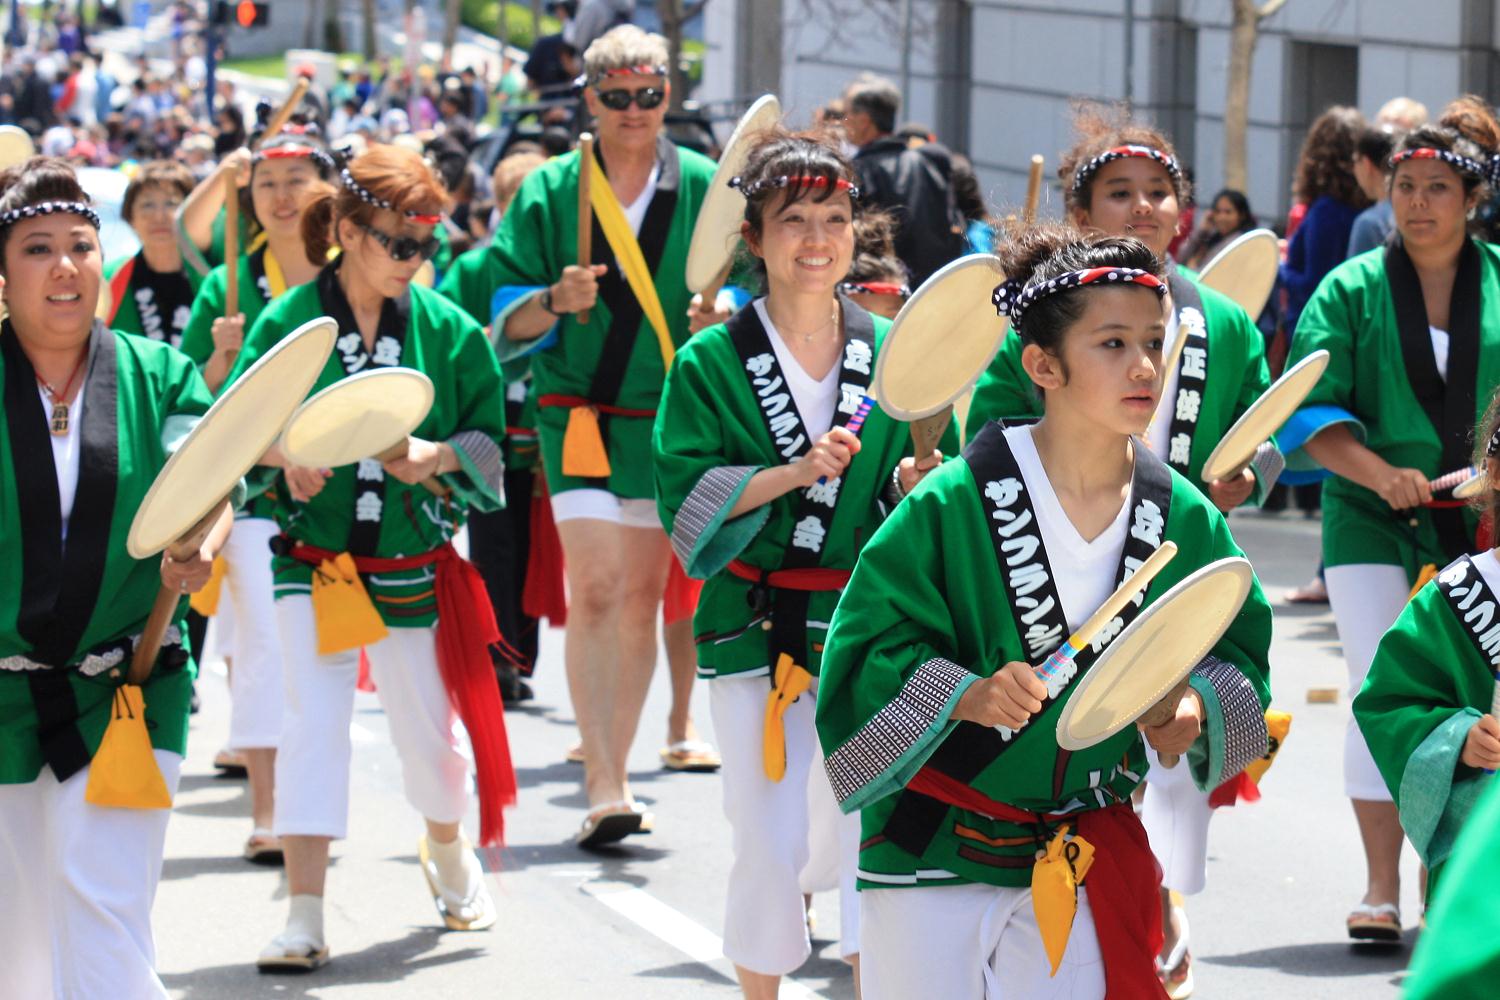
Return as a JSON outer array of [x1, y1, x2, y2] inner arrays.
[[522, 475, 569, 626], [908, 767, 1168, 999], [288, 541, 517, 848]]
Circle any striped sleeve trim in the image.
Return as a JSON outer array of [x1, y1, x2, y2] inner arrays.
[[449, 429, 504, 493], [1189, 654, 1269, 788], [825, 657, 976, 810], [672, 465, 758, 571], [1250, 440, 1285, 494]]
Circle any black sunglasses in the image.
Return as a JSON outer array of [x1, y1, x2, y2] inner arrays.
[[596, 86, 666, 112], [360, 222, 441, 262]]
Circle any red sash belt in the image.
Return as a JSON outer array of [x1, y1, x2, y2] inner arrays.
[[537, 394, 657, 418], [726, 560, 852, 591], [286, 541, 517, 848], [908, 767, 1167, 999]]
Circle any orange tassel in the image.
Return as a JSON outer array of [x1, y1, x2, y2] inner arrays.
[[562, 406, 611, 478]]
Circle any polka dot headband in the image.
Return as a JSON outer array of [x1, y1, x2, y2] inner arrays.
[[729, 174, 862, 200], [339, 168, 442, 225], [992, 266, 1167, 333], [1391, 146, 1500, 186], [0, 200, 102, 232], [1487, 422, 1500, 458], [1071, 144, 1181, 194]]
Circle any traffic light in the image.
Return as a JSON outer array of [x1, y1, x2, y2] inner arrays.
[[212, 0, 269, 27]]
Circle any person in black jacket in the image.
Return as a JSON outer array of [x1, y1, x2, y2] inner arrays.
[[842, 74, 966, 286]]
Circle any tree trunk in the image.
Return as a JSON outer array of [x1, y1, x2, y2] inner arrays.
[[442, 0, 460, 66], [531, 0, 541, 44], [324, 0, 344, 52], [303, 0, 319, 48], [362, 0, 377, 60], [657, 1, 685, 110], [1223, 0, 1287, 193]]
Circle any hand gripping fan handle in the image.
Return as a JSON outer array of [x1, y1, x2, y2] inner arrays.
[[376, 438, 451, 498], [910, 407, 953, 463], [1138, 676, 1193, 770], [577, 133, 594, 325], [127, 496, 232, 685]]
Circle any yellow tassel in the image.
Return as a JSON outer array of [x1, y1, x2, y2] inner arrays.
[[1408, 563, 1439, 602], [562, 406, 612, 479], [762, 653, 814, 782], [1030, 825, 1095, 977], [188, 555, 228, 617], [311, 553, 388, 656], [1245, 710, 1293, 786], [84, 685, 172, 810]]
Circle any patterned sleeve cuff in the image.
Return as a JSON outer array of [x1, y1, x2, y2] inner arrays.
[[824, 657, 978, 813], [882, 466, 906, 507], [1399, 708, 1487, 870], [1248, 440, 1285, 501], [672, 465, 768, 579], [1186, 655, 1268, 790], [444, 429, 506, 506]]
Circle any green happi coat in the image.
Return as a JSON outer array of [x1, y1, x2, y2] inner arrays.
[[1285, 240, 1500, 576], [483, 135, 714, 499], [965, 271, 1277, 505], [438, 243, 540, 472], [180, 243, 301, 519], [1353, 552, 1500, 892], [1403, 771, 1500, 998], [226, 262, 507, 627], [0, 323, 220, 784], [654, 298, 957, 679], [103, 251, 205, 348], [816, 423, 1273, 888]]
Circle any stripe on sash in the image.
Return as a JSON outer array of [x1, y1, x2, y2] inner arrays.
[[1164, 273, 1208, 476], [1435, 555, 1500, 667], [315, 262, 411, 556], [726, 295, 875, 671]]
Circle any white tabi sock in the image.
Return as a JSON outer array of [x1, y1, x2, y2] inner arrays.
[[426, 833, 479, 899], [286, 893, 325, 944]]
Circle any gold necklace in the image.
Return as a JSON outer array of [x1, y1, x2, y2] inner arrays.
[[777, 302, 840, 343]]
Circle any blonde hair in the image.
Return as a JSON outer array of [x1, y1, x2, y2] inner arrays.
[[492, 151, 546, 215], [583, 25, 669, 83]]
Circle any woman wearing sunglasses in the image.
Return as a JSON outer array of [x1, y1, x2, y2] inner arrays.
[[482, 25, 720, 846], [225, 144, 513, 972], [173, 126, 337, 868]]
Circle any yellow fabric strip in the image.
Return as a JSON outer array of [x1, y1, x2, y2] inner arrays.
[[587, 151, 675, 372], [263, 244, 289, 298]]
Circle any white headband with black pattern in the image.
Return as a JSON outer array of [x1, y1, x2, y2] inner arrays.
[[339, 168, 441, 224], [1071, 144, 1181, 194], [0, 200, 102, 231], [1391, 146, 1500, 187]]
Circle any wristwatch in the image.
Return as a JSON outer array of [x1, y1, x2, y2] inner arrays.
[[539, 287, 564, 316]]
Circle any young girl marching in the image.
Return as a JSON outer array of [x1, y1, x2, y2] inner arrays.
[[654, 129, 945, 998], [818, 226, 1272, 1000]]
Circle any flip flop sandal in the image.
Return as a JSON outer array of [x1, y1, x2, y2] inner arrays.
[[1158, 903, 1194, 999], [213, 747, 248, 776], [629, 800, 655, 835], [660, 739, 722, 772], [418, 836, 497, 931], [1347, 902, 1402, 942], [243, 828, 285, 866], [256, 930, 329, 973], [565, 743, 585, 765], [575, 800, 644, 849]]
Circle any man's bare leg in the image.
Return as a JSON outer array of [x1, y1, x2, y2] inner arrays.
[[664, 616, 701, 746], [606, 527, 673, 790]]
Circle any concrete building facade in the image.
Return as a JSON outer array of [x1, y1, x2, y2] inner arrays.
[[700, 0, 1500, 225]]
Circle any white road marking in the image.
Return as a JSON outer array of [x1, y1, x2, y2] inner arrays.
[[350, 721, 379, 744], [584, 883, 832, 999]]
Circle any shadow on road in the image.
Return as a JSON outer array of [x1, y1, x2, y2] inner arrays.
[[1201, 938, 1413, 978]]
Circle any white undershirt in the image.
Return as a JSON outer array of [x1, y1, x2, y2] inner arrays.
[[754, 298, 841, 441], [1476, 549, 1500, 595], [1006, 425, 1131, 631], [1430, 326, 1449, 381], [622, 161, 661, 235], [1145, 304, 1181, 462], [40, 379, 86, 541]]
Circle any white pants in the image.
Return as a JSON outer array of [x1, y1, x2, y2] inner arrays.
[[1141, 746, 1215, 895], [0, 750, 184, 1000], [710, 674, 860, 975], [221, 517, 284, 750], [549, 488, 660, 528], [1326, 563, 1409, 801], [273, 596, 472, 839], [861, 883, 1105, 1000]]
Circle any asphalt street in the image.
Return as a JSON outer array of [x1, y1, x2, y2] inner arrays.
[[155, 510, 1421, 999]]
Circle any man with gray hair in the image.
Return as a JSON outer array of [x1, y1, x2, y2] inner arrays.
[[842, 73, 966, 286]]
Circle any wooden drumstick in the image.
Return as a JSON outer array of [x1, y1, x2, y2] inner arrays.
[[577, 132, 595, 325], [128, 498, 233, 685], [260, 78, 310, 145], [910, 408, 953, 464], [1023, 154, 1044, 226], [223, 171, 241, 366]]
